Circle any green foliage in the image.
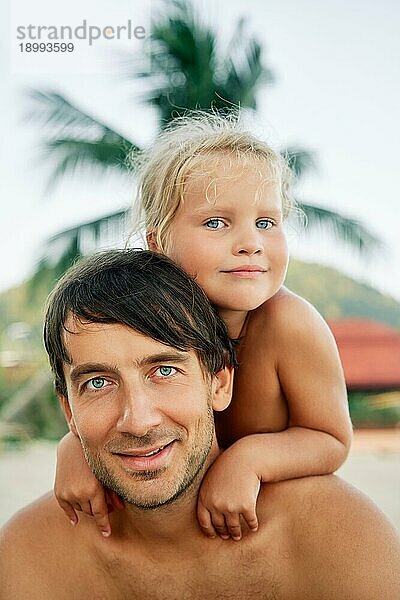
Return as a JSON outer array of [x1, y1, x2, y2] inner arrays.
[[0, 372, 67, 442], [283, 147, 316, 178], [26, 90, 139, 185], [14, 384, 68, 441], [25, 0, 383, 294], [285, 259, 400, 328], [348, 392, 400, 428], [139, 1, 272, 124], [28, 209, 127, 301], [2, 258, 400, 439], [299, 204, 382, 258]]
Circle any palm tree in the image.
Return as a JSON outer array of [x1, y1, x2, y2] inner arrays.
[[27, 0, 380, 290]]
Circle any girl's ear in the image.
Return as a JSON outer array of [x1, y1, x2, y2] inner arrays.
[[146, 230, 159, 252], [58, 394, 78, 436], [211, 366, 234, 412]]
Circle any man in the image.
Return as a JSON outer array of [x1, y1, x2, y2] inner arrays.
[[1, 250, 399, 599]]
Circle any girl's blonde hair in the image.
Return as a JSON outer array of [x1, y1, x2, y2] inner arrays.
[[130, 111, 294, 253]]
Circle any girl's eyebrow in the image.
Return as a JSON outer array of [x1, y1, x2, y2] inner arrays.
[[190, 206, 220, 215], [191, 205, 283, 217]]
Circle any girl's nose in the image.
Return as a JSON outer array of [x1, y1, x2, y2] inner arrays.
[[232, 229, 263, 256]]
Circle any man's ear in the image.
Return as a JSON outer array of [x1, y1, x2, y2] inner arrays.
[[146, 229, 159, 252], [211, 366, 234, 412], [58, 394, 78, 436]]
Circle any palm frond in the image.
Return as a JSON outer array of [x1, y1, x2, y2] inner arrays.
[[25, 0, 382, 283], [143, 0, 270, 123], [27, 89, 140, 185], [221, 39, 273, 110], [299, 202, 382, 255], [28, 210, 128, 298], [26, 90, 110, 134], [43, 136, 138, 185], [284, 147, 316, 178], [146, 7, 217, 119]]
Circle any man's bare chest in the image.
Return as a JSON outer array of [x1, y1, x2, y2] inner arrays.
[[86, 543, 292, 600]]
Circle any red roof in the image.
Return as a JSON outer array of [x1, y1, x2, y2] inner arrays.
[[328, 319, 400, 390]]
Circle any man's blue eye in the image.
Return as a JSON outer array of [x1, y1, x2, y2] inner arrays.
[[156, 366, 176, 377], [256, 219, 273, 229], [87, 377, 106, 389], [205, 219, 224, 229]]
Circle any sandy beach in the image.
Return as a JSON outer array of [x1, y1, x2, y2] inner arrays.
[[0, 429, 399, 529]]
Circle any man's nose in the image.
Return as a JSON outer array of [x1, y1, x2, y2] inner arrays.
[[232, 226, 263, 256], [116, 385, 162, 437]]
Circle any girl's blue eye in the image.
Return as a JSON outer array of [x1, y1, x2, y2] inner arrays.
[[155, 366, 176, 377], [256, 219, 273, 229], [86, 377, 107, 390], [205, 219, 225, 229]]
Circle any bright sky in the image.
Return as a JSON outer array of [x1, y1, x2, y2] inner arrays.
[[1, 0, 400, 302]]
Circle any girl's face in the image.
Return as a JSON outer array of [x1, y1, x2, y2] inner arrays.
[[151, 158, 289, 324]]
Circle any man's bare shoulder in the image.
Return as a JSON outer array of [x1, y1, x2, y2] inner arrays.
[[0, 492, 67, 563], [259, 472, 394, 524], [0, 493, 85, 599], [1, 491, 66, 544], [257, 475, 400, 598]]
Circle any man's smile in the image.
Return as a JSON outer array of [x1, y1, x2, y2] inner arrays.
[[112, 440, 176, 471]]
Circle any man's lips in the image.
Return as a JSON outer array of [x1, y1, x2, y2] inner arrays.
[[113, 441, 176, 471], [116, 442, 171, 457]]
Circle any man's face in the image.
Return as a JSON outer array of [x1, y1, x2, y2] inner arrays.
[[60, 317, 231, 509]]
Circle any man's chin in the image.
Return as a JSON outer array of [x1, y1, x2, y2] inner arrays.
[[96, 470, 197, 510], [87, 445, 210, 510]]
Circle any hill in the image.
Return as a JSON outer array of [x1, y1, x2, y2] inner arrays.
[[1, 260, 400, 340], [1, 260, 399, 438], [285, 260, 400, 328]]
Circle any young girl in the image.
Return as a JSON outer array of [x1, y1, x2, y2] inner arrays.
[[55, 113, 353, 541]]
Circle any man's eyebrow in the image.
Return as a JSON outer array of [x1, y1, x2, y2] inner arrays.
[[69, 363, 118, 386], [138, 352, 191, 367], [68, 353, 191, 385]]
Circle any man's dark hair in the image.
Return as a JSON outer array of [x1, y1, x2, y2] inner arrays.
[[44, 249, 237, 397]]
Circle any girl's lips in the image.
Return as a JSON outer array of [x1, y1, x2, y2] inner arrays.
[[115, 441, 175, 471], [223, 269, 267, 279]]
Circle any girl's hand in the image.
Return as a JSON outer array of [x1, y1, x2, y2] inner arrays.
[[197, 442, 261, 541], [54, 432, 124, 537]]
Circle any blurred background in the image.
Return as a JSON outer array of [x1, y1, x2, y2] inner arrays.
[[0, 0, 399, 528]]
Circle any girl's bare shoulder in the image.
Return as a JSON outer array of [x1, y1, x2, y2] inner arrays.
[[248, 287, 327, 340]]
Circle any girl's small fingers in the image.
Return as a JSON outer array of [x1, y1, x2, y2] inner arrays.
[[242, 508, 259, 532], [210, 514, 230, 540], [225, 513, 242, 541], [73, 502, 83, 513], [90, 497, 112, 538], [79, 501, 93, 517], [197, 504, 217, 539], [58, 500, 78, 525]]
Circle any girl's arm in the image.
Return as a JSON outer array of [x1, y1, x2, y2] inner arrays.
[[54, 432, 124, 537], [260, 290, 353, 477], [197, 291, 353, 541]]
